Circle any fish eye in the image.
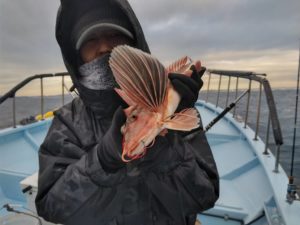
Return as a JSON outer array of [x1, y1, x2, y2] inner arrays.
[[127, 113, 138, 123]]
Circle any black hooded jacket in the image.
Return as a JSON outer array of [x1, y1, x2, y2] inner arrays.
[[35, 1, 219, 225]]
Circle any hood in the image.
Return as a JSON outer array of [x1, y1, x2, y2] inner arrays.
[[56, 0, 150, 118]]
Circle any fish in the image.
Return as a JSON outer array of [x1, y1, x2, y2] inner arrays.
[[109, 45, 201, 162]]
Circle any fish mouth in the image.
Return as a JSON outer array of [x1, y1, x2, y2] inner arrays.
[[122, 140, 145, 162], [122, 138, 155, 162]]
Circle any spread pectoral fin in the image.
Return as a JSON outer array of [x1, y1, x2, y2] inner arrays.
[[164, 108, 200, 131], [114, 88, 137, 106], [110, 45, 167, 111]]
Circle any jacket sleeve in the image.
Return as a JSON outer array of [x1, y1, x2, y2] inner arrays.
[[180, 129, 219, 212], [35, 115, 126, 223], [143, 129, 219, 221]]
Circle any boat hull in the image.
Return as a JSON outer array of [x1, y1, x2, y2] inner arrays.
[[0, 101, 299, 224]]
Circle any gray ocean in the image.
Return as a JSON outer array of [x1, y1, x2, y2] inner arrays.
[[0, 89, 299, 187]]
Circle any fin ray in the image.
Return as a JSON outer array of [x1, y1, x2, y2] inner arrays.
[[110, 45, 167, 110], [166, 56, 192, 74], [164, 108, 200, 131]]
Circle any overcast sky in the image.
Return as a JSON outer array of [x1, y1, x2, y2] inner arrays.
[[0, 0, 300, 95]]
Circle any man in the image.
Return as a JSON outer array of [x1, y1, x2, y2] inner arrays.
[[35, 0, 219, 225]]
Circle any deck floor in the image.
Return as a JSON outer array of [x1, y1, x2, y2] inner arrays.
[[196, 102, 273, 224]]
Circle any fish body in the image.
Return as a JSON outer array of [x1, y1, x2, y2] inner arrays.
[[109, 45, 201, 161]]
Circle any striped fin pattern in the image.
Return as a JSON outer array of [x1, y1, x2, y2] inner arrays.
[[109, 45, 167, 110], [164, 108, 200, 131], [166, 56, 192, 74]]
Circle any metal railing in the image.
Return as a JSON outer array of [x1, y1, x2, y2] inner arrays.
[[204, 69, 283, 173], [0, 72, 71, 128], [0, 70, 284, 172]]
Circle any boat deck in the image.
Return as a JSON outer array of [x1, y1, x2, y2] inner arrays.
[[0, 100, 299, 224]]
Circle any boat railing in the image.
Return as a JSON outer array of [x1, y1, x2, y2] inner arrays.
[[0, 72, 71, 128], [204, 69, 283, 173], [0, 70, 284, 172]]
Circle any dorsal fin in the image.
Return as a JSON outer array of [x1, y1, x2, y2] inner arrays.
[[109, 45, 167, 110], [166, 56, 192, 74]]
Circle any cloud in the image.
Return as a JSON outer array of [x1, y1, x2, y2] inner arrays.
[[0, 1, 63, 74], [202, 49, 299, 88], [130, 0, 300, 58], [0, 0, 300, 95]]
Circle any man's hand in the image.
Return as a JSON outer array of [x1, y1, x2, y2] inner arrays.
[[169, 66, 206, 112], [97, 106, 126, 171]]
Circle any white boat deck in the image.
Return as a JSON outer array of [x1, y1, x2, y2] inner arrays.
[[196, 100, 300, 225]]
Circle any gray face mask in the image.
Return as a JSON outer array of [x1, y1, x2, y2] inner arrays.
[[78, 54, 117, 90]]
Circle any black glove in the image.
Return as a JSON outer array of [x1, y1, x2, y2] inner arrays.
[[169, 66, 206, 112], [97, 106, 127, 171], [132, 131, 183, 173]]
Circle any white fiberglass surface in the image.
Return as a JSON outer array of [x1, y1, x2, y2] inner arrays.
[[196, 102, 273, 224], [0, 132, 38, 174]]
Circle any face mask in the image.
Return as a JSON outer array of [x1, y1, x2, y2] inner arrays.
[[78, 54, 117, 90]]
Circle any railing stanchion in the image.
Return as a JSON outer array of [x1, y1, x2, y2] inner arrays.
[[233, 77, 239, 118], [216, 75, 222, 108], [244, 79, 252, 128], [206, 72, 211, 103], [254, 82, 263, 140], [40, 77, 44, 120], [263, 114, 271, 155], [62, 75, 65, 106], [225, 77, 231, 106], [0, 72, 71, 128], [13, 95, 16, 128], [274, 144, 281, 173]]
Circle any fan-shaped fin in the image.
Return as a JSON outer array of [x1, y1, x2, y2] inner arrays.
[[109, 45, 167, 111], [114, 88, 137, 106], [163, 108, 200, 131]]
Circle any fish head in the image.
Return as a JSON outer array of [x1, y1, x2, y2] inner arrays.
[[121, 106, 163, 161]]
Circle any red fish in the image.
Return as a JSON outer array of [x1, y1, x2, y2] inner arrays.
[[109, 45, 201, 161]]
